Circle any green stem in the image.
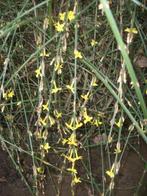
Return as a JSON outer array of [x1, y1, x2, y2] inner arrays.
[[100, 0, 147, 118]]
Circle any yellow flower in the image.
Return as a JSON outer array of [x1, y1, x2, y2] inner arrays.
[[114, 143, 121, 154], [124, 27, 138, 34], [65, 121, 73, 130], [67, 168, 77, 174], [35, 66, 42, 78], [48, 115, 55, 127], [40, 49, 50, 57], [64, 154, 82, 163], [108, 135, 113, 143], [65, 117, 83, 131], [106, 169, 115, 178], [7, 90, 14, 98], [67, 133, 78, 146], [82, 108, 93, 124], [91, 39, 98, 47], [42, 101, 49, 111], [51, 81, 62, 94], [62, 138, 68, 145], [66, 80, 75, 93], [81, 92, 90, 101], [54, 22, 65, 32], [84, 115, 92, 124], [54, 62, 63, 75], [39, 117, 47, 126], [72, 176, 81, 184], [54, 110, 62, 119], [40, 142, 51, 153], [59, 12, 66, 21], [3, 89, 15, 100], [92, 119, 102, 127], [74, 50, 82, 59], [67, 11, 75, 21], [37, 167, 44, 174], [115, 118, 122, 128], [62, 148, 82, 163], [91, 76, 98, 86], [35, 129, 48, 140], [114, 147, 121, 154]]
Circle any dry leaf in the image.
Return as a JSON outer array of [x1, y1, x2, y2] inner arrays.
[[0, 177, 7, 183], [135, 56, 147, 68]]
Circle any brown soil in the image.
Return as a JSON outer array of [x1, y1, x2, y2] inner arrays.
[[0, 148, 30, 196], [0, 141, 147, 196], [114, 141, 147, 196]]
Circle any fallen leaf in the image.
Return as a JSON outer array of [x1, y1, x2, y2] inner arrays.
[[0, 177, 7, 183], [135, 56, 147, 68]]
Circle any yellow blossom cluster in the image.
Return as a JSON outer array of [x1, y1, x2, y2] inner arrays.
[[3, 89, 15, 100], [40, 142, 51, 153], [65, 117, 83, 131], [62, 148, 82, 185], [63, 115, 83, 185], [36, 140, 51, 173], [81, 108, 93, 124], [62, 133, 78, 146], [81, 92, 90, 101], [54, 10, 75, 32], [54, 62, 63, 75], [38, 115, 55, 127], [51, 81, 62, 94], [59, 10, 75, 22]]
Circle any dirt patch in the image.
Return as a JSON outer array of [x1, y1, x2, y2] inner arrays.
[[114, 141, 147, 196], [0, 141, 147, 196], [0, 148, 31, 196]]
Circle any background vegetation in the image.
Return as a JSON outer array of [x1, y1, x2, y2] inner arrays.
[[0, 0, 147, 195]]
